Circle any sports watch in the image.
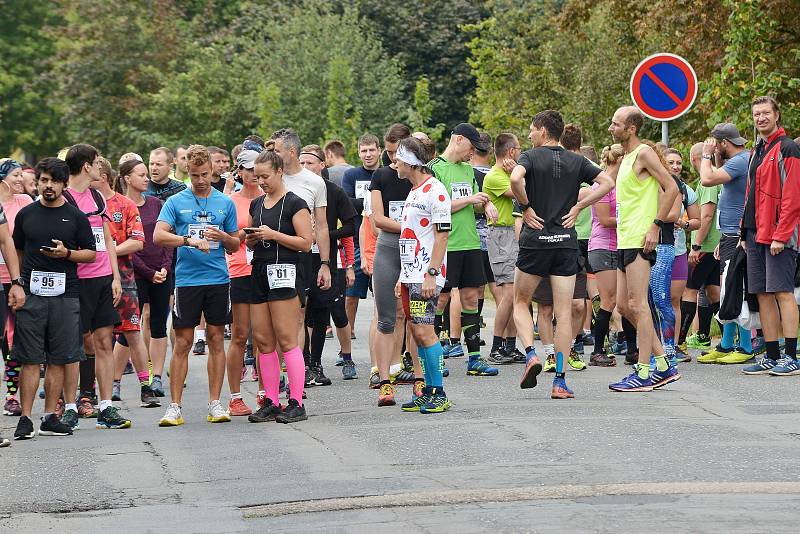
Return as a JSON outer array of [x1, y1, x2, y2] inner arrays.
[[427, 267, 440, 277]]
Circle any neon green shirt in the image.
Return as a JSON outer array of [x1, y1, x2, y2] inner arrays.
[[575, 184, 592, 240], [430, 156, 480, 252], [482, 164, 514, 227], [692, 183, 721, 252], [616, 144, 659, 250]]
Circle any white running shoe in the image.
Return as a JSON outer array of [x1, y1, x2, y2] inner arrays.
[[207, 400, 231, 423], [159, 403, 184, 427]]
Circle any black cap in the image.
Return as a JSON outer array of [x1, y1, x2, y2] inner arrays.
[[709, 123, 747, 146], [452, 123, 490, 152]]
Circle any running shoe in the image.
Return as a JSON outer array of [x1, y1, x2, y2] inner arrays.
[[111, 381, 121, 402], [193, 339, 206, 355], [312, 365, 332, 386], [412, 380, 425, 398], [650, 365, 681, 389], [159, 403, 184, 427], [611, 339, 628, 356], [39, 413, 72, 436], [77, 397, 98, 418], [38, 387, 45, 399], [673, 347, 692, 363], [97, 406, 132, 429], [61, 408, 79, 431], [568, 350, 587, 371], [140, 385, 161, 408], [342, 360, 358, 380], [544, 354, 556, 373], [520, 354, 542, 389], [14, 415, 35, 440], [150, 376, 165, 397], [624, 350, 639, 366], [207, 400, 231, 423], [466, 358, 499, 376], [609, 369, 654, 392], [442, 366, 449, 377], [0, 433, 8, 447], [279, 375, 286, 393], [742, 357, 778, 375], [256, 391, 266, 409], [582, 332, 595, 347], [716, 348, 754, 365], [123, 361, 134, 375], [369, 368, 381, 389], [393, 369, 416, 384], [304, 366, 317, 388], [697, 345, 734, 364], [248, 398, 282, 423], [589, 350, 616, 367], [573, 339, 585, 355], [224, 324, 232, 340], [240, 365, 250, 383], [335, 352, 344, 366], [443, 343, 464, 359], [420, 388, 451, 414], [687, 332, 711, 350], [276, 399, 307, 423], [551, 377, 575, 399], [676, 342, 688, 354], [251, 364, 259, 382], [487, 348, 514, 365], [378, 383, 396, 406], [510, 348, 527, 364], [401, 386, 431, 412], [228, 397, 253, 416], [325, 325, 333, 339], [769, 357, 800, 376], [244, 344, 254, 366], [751, 336, 766, 356], [402, 351, 414, 371], [3, 396, 21, 416]]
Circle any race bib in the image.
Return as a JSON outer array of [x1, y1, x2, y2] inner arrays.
[[92, 227, 106, 252], [337, 246, 344, 269], [245, 246, 254, 265], [355, 181, 370, 200], [30, 270, 65, 297], [399, 238, 416, 264], [451, 182, 471, 200], [389, 201, 404, 223], [267, 263, 296, 289], [188, 223, 220, 250], [311, 242, 320, 254]]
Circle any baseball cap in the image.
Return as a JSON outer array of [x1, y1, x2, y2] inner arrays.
[[237, 149, 259, 170], [710, 123, 747, 146], [452, 123, 490, 152]]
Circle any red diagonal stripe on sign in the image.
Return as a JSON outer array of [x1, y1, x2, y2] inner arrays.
[[643, 69, 686, 107]]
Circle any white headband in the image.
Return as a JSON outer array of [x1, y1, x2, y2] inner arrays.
[[396, 144, 426, 167]]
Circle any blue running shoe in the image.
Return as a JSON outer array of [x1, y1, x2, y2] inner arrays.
[[467, 357, 499, 376], [611, 340, 628, 356], [769, 356, 800, 376], [342, 360, 358, 380], [444, 343, 465, 359], [335, 352, 344, 367], [609, 369, 653, 392], [650, 365, 681, 389], [520, 353, 542, 389], [551, 377, 574, 399], [573, 339, 585, 355], [742, 357, 778, 375], [751, 336, 766, 356]]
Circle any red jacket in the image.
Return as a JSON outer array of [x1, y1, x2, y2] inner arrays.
[[744, 127, 800, 246]]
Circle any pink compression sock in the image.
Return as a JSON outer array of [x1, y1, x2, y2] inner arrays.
[[137, 371, 150, 385], [258, 351, 280, 405], [283, 346, 305, 406]]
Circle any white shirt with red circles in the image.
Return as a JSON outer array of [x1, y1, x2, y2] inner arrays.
[[398, 177, 451, 286]]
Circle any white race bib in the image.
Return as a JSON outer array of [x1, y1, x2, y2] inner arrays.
[[30, 270, 65, 297], [389, 201, 405, 223], [246, 246, 254, 265], [188, 223, 220, 250], [451, 182, 471, 200], [337, 246, 344, 269], [92, 227, 106, 252], [355, 181, 370, 200], [399, 238, 416, 264], [311, 242, 320, 254], [267, 263, 296, 289]]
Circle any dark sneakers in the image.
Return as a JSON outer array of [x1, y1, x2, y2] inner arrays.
[[276, 399, 307, 424], [141, 385, 162, 408], [248, 398, 283, 423], [487, 348, 514, 365], [589, 350, 617, 367], [38, 414, 73, 436], [96, 406, 132, 429], [312, 366, 332, 386], [14, 416, 35, 440]]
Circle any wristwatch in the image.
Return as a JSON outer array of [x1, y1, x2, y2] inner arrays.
[[691, 244, 702, 251], [320, 259, 331, 266], [702, 154, 713, 160], [653, 219, 664, 228], [518, 202, 530, 212], [427, 267, 440, 277], [683, 220, 690, 230], [10, 277, 23, 288], [182, 235, 191, 247]]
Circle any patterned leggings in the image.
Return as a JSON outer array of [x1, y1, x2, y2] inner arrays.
[[3, 310, 17, 398], [649, 244, 676, 357]]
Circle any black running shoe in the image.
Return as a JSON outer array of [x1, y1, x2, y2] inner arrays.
[[304, 366, 317, 388], [140, 385, 162, 408], [193, 339, 206, 355], [248, 398, 282, 423], [39, 413, 72, 436], [14, 415, 35, 440], [96, 406, 132, 429], [276, 399, 307, 424], [486, 348, 514, 365], [312, 366, 332, 386]]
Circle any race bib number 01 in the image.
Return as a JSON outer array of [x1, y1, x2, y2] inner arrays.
[[30, 270, 66, 297], [188, 223, 220, 250], [355, 181, 370, 200], [267, 263, 297, 289], [389, 201, 404, 223], [398, 238, 416, 264], [92, 227, 106, 252], [451, 182, 471, 200]]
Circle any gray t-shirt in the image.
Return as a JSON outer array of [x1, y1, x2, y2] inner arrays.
[[717, 150, 749, 234], [326, 164, 353, 188], [283, 168, 327, 211]]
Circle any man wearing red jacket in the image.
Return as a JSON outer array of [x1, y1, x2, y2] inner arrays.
[[741, 96, 800, 376]]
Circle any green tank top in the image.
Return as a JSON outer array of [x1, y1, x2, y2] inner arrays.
[[616, 144, 659, 250]]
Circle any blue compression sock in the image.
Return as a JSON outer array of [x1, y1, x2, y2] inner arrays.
[[721, 322, 737, 350], [422, 342, 444, 387], [737, 325, 752, 353]]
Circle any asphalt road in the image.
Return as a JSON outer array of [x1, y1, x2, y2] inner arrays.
[[2, 297, 800, 533]]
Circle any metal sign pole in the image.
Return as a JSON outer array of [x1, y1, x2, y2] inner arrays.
[[661, 121, 669, 146]]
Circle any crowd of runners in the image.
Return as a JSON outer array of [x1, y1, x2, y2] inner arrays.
[[1, 94, 799, 445]]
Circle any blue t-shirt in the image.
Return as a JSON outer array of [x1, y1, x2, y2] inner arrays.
[[717, 150, 749, 234], [673, 184, 698, 256], [158, 188, 237, 287]]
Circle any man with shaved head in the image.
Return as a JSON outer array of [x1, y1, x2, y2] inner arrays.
[[606, 106, 680, 392]]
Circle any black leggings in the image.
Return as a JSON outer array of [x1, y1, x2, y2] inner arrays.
[[308, 298, 348, 368], [135, 276, 171, 339]]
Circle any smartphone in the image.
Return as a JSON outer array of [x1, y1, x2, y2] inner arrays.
[[40, 246, 56, 252], [243, 228, 257, 234]]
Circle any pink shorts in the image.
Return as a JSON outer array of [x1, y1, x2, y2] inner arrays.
[[671, 252, 688, 281]]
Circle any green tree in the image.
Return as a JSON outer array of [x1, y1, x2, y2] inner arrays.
[[407, 77, 445, 143], [324, 56, 361, 161]]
